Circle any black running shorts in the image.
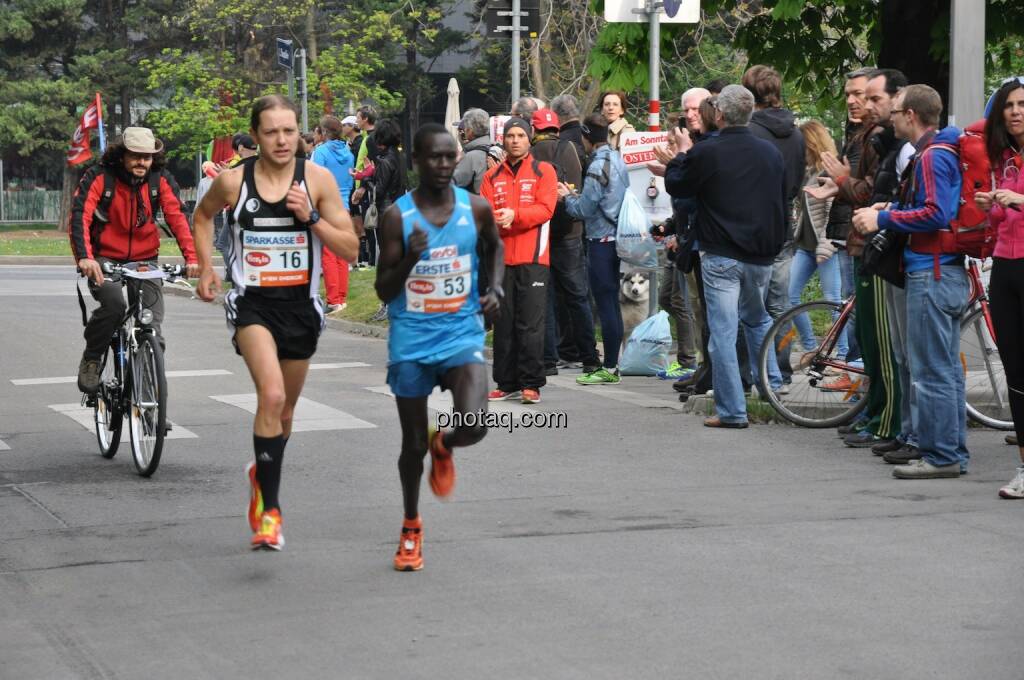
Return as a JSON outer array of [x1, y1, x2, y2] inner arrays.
[[230, 294, 322, 360]]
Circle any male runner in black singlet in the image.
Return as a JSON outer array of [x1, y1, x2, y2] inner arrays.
[[376, 124, 504, 570], [194, 95, 359, 550]]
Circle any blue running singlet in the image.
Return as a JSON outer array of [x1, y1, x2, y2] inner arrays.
[[387, 186, 484, 364]]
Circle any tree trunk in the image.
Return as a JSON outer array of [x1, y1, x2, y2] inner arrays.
[[879, 0, 950, 109], [529, 39, 546, 101], [58, 165, 79, 234], [580, 78, 603, 119], [306, 7, 317, 64]]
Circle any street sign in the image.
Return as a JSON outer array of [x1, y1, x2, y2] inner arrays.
[[485, 0, 540, 37], [619, 131, 674, 223], [605, 0, 699, 23], [276, 38, 294, 69]]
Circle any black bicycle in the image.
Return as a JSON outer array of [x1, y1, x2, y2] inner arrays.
[[84, 262, 186, 476]]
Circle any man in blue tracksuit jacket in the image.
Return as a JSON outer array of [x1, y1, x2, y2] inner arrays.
[[852, 84, 967, 479]]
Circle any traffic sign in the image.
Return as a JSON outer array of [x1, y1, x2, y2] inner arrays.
[[605, 0, 699, 23], [276, 38, 294, 69], [485, 0, 540, 37]]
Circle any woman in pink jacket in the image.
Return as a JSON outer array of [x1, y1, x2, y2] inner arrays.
[[977, 77, 1024, 498]]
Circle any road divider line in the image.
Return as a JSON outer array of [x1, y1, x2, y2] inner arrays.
[[0, 439, 9, 451], [47, 403, 198, 440], [307, 362, 372, 370], [209, 394, 377, 431]]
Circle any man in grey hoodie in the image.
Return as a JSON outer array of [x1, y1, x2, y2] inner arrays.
[[453, 108, 492, 194], [743, 65, 806, 384]]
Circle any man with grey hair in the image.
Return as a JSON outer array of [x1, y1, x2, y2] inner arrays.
[[680, 87, 712, 135], [511, 97, 541, 119], [551, 93, 586, 171], [453, 108, 492, 193], [663, 84, 786, 428]]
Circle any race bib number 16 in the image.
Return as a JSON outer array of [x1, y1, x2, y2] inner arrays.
[[243, 231, 310, 287]]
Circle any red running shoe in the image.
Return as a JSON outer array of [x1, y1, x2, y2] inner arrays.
[[428, 427, 455, 498], [251, 509, 284, 551], [394, 517, 424, 571]]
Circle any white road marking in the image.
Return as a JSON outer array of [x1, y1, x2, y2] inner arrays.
[[48, 403, 198, 440], [209, 394, 376, 431], [307, 362, 372, 370], [544, 375, 684, 411], [364, 385, 537, 420], [13, 369, 232, 386], [0, 439, 9, 451], [0, 280, 78, 296]]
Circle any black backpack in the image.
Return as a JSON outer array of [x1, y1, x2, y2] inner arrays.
[[90, 167, 170, 235]]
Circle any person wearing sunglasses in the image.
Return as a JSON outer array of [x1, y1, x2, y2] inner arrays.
[[975, 77, 1024, 497]]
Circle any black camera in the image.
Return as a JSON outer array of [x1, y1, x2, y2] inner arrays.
[[868, 230, 893, 253]]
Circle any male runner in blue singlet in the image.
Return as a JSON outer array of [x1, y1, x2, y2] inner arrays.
[[375, 124, 504, 571], [194, 95, 359, 551]]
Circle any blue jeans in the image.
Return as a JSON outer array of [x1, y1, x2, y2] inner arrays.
[[838, 249, 860, 361], [788, 248, 848, 358], [588, 240, 624, 369], [701, 253, 782, 423], [905, 266, 970, 469], [545, 239, 600, 369]]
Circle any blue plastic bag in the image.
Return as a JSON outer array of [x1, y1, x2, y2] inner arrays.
[[619, 310, 672, 376], [615, 191, 658, 269]]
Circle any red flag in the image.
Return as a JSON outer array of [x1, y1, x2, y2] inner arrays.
[[67, 93, 103, 166]]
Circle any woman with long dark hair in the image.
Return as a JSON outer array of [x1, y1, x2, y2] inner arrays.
[[976, 77, 1024, 498]]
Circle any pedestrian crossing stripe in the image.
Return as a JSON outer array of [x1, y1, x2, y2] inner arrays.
[[208, 394, 377, 431], [363, 385, 538, 420], [0, 439, 9, 451], [307, 362, 372, 370], [14, 369, 232, 386], [47, 404, 198, 440]]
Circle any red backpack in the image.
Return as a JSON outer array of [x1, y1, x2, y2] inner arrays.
[[909, 120, 997, 268]]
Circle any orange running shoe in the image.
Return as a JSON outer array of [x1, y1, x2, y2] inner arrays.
[[521, 388, 541, 404], [821, 373, 854, 392], [246, 462, 263, 532], [393, 517, 424, 571], [488, 389, 521, 401], [428, 427, 456, 498], [251, 509, 284, 551]]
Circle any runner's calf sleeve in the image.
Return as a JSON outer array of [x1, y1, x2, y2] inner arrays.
[[254, 434, 286, 512]]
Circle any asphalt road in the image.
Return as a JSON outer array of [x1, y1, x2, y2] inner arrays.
[[0, 265, 1021, 680]]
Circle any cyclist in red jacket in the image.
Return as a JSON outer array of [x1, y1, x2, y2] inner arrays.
[[69, 127, 199, 394]]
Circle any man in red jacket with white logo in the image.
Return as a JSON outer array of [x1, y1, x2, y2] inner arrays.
[[69, 127, 198, 394], [480, 117, 557, 404]]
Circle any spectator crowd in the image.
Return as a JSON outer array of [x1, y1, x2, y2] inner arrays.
[[204, 66, 1024, 497]]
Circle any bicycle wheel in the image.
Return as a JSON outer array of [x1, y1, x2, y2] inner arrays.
[[94, 343, 123, 458], [960, 306, 1013, 430], [128, 333, 167, 476], [759, 300, 868, 428]]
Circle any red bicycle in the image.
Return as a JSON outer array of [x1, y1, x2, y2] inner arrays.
[[758, 259, 1011, 429]]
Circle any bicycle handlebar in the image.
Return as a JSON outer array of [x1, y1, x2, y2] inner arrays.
[[76, 262, 187, 282]]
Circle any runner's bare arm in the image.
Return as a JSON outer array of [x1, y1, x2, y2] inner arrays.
[[194, 168, 243, 301], [471, 195, 504, 320], [375, 204, 426, 303], [301, 164, 360, 262]]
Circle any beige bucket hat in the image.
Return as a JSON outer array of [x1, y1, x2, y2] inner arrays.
[[121, 127, 164, 154]]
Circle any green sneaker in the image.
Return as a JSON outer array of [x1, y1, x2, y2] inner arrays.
[[576, 367, 621, 385]]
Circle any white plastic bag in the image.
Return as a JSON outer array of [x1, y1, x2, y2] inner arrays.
[[619, 310, 672, 376], [615, 191, 658, 269]]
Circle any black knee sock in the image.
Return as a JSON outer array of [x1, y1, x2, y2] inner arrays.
[[254, 434, 285, 512]]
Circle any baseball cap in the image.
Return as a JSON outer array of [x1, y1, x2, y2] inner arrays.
[[532, 109, 560, 131], [341, 115, 358, 127], [232, 133, 256, 151]]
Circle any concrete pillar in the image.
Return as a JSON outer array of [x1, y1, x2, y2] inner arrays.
[[949, 0, 985, 127]]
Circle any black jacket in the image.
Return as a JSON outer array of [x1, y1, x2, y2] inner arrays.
[[665, 126, 786, 266], [868, 125, 906, 205], [558, 121, 587, 174], [750, 108, 805, 234]]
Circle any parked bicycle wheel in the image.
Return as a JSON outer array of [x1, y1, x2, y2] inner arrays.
[[128, 333, 167, 476], [759, 300, 868, 428], [94, 343, 123, 459], [960, 306, 1013, 430]]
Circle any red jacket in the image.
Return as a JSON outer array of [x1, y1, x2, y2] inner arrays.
[[480, 153, 557, 266], [69, 167, 197, 264]]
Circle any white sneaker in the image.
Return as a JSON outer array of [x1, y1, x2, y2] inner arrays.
[[999, 466, 1024, 499], [892, 458, 961, 479], [327, 303, 347, 314]]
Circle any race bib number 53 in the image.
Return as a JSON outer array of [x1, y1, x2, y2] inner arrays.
[[405, 245, 472, 313], [243, 231, 310, 287]]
